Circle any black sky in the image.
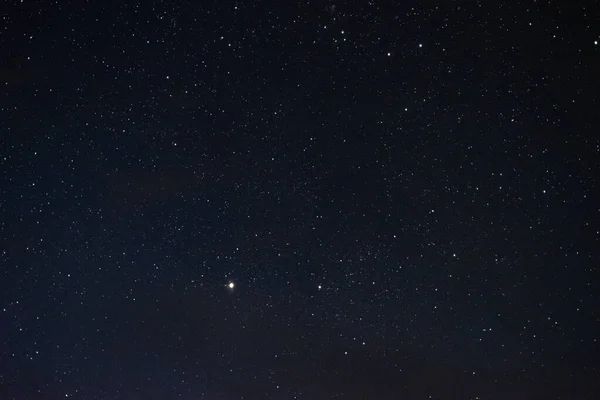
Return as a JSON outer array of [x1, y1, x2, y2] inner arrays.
[[1, 0, 600, 399]]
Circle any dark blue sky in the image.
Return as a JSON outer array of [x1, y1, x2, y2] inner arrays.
[[1, 0, 599, 398]]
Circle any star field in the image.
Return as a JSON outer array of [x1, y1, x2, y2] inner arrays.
[[1, 1, 600, 399]]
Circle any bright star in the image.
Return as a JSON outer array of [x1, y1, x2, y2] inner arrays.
[[227, 282, 235, 290]]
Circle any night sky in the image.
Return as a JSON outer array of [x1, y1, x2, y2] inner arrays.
[[1, 1, 600, 399]]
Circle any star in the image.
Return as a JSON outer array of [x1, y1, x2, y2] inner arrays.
[[227, 281, 235, 290]]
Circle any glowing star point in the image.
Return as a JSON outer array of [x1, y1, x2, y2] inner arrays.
[[227, 282, 235, 290]]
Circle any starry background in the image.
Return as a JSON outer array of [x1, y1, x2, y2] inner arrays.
[[1, 1, 600, 399]]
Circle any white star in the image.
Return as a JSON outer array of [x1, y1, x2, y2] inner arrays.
[[227, 282, 235, 290]]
